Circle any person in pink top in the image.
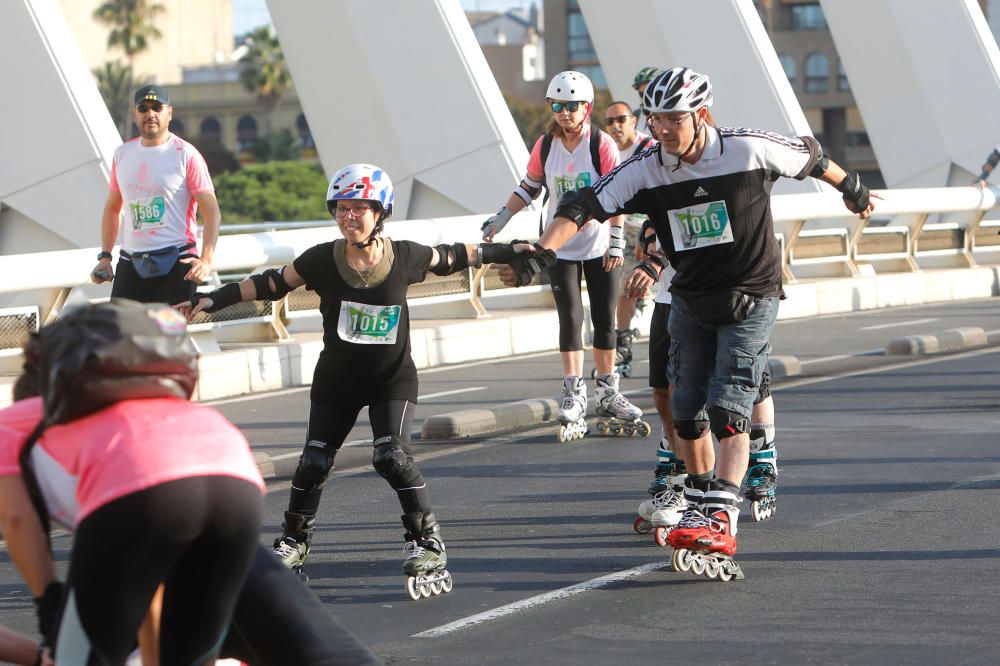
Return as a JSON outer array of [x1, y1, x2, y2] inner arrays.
[[91, 84, 222, 305], [481, 71, 646, 442], [0, 301, 264, 663]]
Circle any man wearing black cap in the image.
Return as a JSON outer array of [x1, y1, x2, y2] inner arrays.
[[91, 84, 221, 305]]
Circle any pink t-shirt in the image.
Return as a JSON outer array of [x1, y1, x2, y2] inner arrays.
[[0, 397, 264, 528], [110, 134, 214, 253], [526, 124, 620, 261]]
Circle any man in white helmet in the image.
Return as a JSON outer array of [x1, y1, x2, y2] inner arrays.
[[499, 66, 878, 578]]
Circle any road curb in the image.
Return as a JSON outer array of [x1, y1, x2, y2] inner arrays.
[[887, 327, 988, 355], [421, 398, 560, 439]]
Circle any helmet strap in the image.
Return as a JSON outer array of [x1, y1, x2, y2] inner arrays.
[[672, 112, 703, 171]]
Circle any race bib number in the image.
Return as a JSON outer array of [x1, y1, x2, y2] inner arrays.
[[337, 301, 401, 345], [667, 200, 734, 251], [129, 196, 166, 230], [554, 172, 592, 197]]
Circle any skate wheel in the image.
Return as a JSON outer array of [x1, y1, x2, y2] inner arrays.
[[638, 421, 652, 437], [557, 426, 568, 443], [419, 580, 433, 598], [596, 421, 609, 435], [405, 577, 421, 601], [717, 566, 734, 582], [430, 580, 443, 595], [610, 424, 623, 435], [654, 526, 672, 547], [633, 516, 652, 534], [690, 557, 706, 576], [705, 560, 721, 579], [441, 571, 454, 593], [671, 548, 692, 573], [750, 501, 762, 522]]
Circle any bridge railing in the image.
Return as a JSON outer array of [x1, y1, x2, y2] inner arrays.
[[1, 185, 998, 353]]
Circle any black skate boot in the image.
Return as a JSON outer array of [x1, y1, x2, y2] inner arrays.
[[614, 328, 635, 377], [273, 511, 314, 578], [401, 512, 452, 600]]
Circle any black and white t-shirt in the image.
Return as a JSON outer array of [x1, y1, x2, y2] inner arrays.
[[574, 125, 820, 298], [294, 239, 432, 403]]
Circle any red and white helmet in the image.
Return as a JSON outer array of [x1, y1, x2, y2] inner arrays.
[[545, 71, 594, 103], [642, 67, 713, 114], [326, 163, 394, 219]]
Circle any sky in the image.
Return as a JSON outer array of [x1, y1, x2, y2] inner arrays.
[[232, 0, 536, 36]]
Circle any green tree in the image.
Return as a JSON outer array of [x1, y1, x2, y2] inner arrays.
[[214, 162, 329, 223], [93, 60, 134, 139], [239, 26, 292, 138], [93, 0, 165, 71]]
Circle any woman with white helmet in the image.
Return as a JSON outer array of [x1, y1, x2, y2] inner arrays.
[[180, 163, 532, 599], [498, 66, 878, 578], [482, 70, 646, 442]]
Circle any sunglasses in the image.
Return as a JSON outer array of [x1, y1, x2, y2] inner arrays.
[[550, 101, 583, 113], [333, 202, 373, 218], [136, 102, 165, 113], [604, 114, 631, 126]]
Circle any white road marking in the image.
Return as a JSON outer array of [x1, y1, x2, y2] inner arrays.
[[799, 349, 882, 365], [411, 562, 669, 638], [419, 386, 487, 401], [859, 317, 938, 331]]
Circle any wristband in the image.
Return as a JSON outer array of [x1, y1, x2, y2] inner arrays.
[[97, 251, 113, 261]]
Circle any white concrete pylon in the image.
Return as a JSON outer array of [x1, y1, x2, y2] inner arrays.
[[266, 0, 532, 221], [0, 0, 119, 253], [577, 0, 824, 194], [822, 0, 1000, 187]]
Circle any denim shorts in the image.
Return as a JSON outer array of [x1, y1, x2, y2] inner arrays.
[[666, 293, 779, 421]]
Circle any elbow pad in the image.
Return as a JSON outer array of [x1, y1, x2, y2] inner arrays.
[[430, 243, 470, 276], [798, 135, 823, 180], [554, 190, 593, 229], [514, 175, 544, 206], [808, 154, 830, 179], [250, 267, 293, 301]]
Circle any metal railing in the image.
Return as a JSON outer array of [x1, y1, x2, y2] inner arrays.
[[1, 185, 998, 351]]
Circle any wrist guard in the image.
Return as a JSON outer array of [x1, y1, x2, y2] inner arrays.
[[836, 172, 871, 213], [194, 282, 242, 313], [608, 225, 626, 259], [480, 240, 531, 265], [481, 206, 514, 237], [636, 262, 660, 281], [508, 243, 558, 287]]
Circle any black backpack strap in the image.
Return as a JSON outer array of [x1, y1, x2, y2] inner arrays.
[[590, 130, 603, 177], [539, 133, 554, 235], [18, 420, 52, 546], [635, 136, 652, 156]]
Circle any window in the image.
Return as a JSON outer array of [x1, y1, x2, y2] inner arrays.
[[778, 54, 797, 88], [567, 12, 596, 61], [199, 117, 222, 144], [237, 115, 258, 151], [837, 60, 850, 92], [789, 3, 826, 30], [804, 52, 829, 93], [296, 113, 314, 149]]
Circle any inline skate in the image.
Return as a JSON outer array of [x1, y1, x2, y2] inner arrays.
[[745, 437, 777, 522], [668, 492, 745, 582], [273, 511, 313, 580], [556, 375, 589, 442], [594, 373, 651, 437], [402, 512, 452, 600], [614, 328, 635, 378]]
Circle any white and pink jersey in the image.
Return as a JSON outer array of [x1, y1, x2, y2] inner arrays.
[[110, 134, 214, 253], [527, 125, 620, 261], [0, 397, 264, 529]]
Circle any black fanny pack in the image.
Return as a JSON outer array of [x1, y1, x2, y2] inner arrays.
[[691, 290, 757, 326], [123, 243, 195, 279]]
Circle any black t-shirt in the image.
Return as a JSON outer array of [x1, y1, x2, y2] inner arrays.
[[573, 125, 821, 298], [293, 239, 433, 404]]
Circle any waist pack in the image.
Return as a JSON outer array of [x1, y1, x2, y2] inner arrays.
[[691, 290, 757, 326], [124, 243, 194, 279]]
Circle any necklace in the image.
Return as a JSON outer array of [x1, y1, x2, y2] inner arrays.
[[347, 240, 381, 288]]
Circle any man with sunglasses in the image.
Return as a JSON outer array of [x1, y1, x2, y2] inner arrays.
[[91, 84, 221, 305]]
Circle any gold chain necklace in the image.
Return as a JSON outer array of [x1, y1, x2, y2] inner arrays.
[[347, 240, 381, 288]]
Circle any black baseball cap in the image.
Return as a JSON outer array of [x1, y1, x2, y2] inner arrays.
[[134, 84, 170, 106]]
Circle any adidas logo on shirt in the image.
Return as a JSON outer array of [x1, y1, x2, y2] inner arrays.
[[694, 186, 709, 197]]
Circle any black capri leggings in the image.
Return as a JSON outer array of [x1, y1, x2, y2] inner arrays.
[[547, 257, 621, 352], [57, 475, 262, 665]]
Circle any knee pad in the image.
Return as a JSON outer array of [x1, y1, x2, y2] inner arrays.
[[754, 369, 771, 403], [297, 439, 336, 489], [708, 406, 750, 440], [373, 435, 422, 487], [674, 418, 710, 441]]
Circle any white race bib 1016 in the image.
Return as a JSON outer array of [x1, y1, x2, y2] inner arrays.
[[337, 301, 401, 345], [667, 199, 734, 252]]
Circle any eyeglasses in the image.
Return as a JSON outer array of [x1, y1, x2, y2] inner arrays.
[[603, 114, 631, 126], [334, 202, 373, 218], [648, 112, 691, 128], [550, 101, 583, 113], [136, 102, 165, 114]]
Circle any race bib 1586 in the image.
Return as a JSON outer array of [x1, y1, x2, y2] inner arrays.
[[667, 199, 734, 251], [337, 301, 401, 344], [129, 196, 166, 230]]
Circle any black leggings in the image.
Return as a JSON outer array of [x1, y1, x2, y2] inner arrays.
[[547, 257, 620, 352], [57, 476, 262, 665], [288, 399, 430, 519], [221, 543, 380, 665]]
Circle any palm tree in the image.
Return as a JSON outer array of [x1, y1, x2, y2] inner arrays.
[[93, 60, 135, 139], [239, 26, 292, 138], [93, 0, 165, 71]]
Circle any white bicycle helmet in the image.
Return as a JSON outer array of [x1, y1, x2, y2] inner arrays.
[[326, 163, 394, 219], [546, 71, 594, 103], [642, 67, 713, 114]]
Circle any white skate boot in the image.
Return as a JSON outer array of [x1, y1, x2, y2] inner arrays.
[[594, 373, 651, 437], [556, 375, 588, 442]]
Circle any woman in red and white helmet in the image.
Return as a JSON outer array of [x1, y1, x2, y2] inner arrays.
[[482, 71, 645, 442]]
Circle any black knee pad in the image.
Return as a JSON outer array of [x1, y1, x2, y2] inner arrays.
[[296, 439, 335, 490], [708, 406, 750, 440], [373, 435, 421, 486], [755, 369, 771, 404], [674, 418, 710, 441]]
